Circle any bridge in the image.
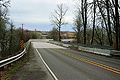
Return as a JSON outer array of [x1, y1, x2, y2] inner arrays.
[[0, 39, 120, 80]]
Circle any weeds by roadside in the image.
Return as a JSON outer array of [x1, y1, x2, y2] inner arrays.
[[0, 46, 31, 80]]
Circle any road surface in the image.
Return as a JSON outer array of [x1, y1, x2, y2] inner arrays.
[[32, 41, 120, 80]]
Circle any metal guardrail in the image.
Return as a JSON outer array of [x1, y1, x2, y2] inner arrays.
[[49, 41, 120, 57], [0, 41, 30, 68], [0, 49, 26, 68]]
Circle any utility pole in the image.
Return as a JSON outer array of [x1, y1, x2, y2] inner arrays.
[[21, 24, 24, 39], [20, 24, 24, 50]]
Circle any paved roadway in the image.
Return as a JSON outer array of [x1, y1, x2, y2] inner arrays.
[[32, 41, 120, 80]]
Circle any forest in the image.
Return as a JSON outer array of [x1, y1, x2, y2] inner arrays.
[[50, 0, 120, 50]]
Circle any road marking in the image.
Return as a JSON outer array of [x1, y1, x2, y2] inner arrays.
[[54, 49, 120, 75], [36, 49, 58, 80]]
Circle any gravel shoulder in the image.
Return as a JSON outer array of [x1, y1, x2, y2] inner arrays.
[[11, 44, 54, 80]]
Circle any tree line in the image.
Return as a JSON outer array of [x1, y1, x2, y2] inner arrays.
[[51, 0, 120, 50], [0, 0, 38, 59], [75, 0, 120, 50]]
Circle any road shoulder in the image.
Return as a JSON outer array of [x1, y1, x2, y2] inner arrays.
[[11, 45, 54, 80]]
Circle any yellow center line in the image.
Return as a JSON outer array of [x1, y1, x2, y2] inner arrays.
[[53, 49, 120, 75], [87, 60, 120, 72]]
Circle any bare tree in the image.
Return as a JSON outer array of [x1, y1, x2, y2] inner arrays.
[[114, 0, 120, 50], [96, 0, 113, 46], [91, 0, 96, 44], [73, 0, 120, 50], [81, 0, 88, 44], [106, 0, 113, 46], [51, 4, 68, 41], [74, 8, 82, 44]]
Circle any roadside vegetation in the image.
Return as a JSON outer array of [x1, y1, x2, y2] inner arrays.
[[73, 0, 120, 50], [50, 0, 120, 50], [0, 0, 39, 59], [0, 0, 120, 59], [0, 44, 31, 80]]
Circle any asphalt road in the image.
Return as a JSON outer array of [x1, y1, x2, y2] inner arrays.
[[33, 42, 120, 80]]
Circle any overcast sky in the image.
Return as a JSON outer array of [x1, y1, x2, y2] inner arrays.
[[9, 0, 76, 31]]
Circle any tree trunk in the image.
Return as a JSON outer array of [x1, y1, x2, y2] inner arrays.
[[106, 0, 113, 46], [114, 0, 120, 50], [83, 0, 87, 44], [58, 26, 61, 41], [96, 0, 112, 46], [77, 27, 80, 43], [91, 0, 96, 45]]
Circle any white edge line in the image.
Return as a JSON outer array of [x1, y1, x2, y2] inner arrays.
[[36, 49, 58, 80]]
